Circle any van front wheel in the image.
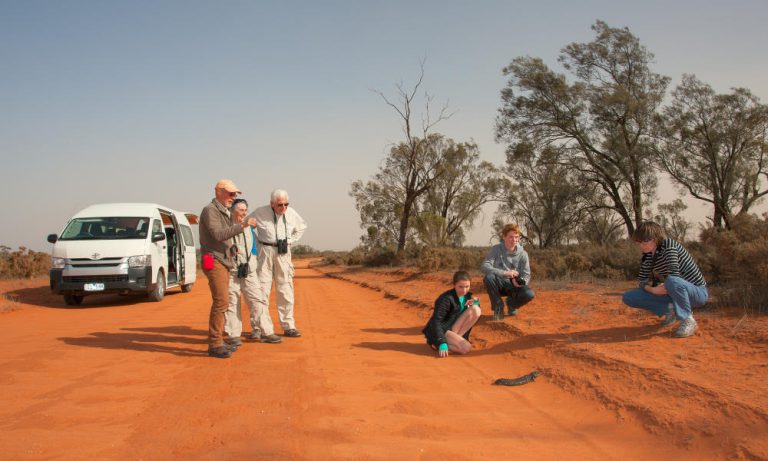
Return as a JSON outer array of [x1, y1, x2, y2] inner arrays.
[[149, 271, 166, 302]]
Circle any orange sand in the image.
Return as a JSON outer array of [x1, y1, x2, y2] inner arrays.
[[0, 259, 766, 460]]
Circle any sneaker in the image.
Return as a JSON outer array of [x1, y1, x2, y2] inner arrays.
[[492, 310, 504, 321], [507, 309, 518, 317], [675, 316, 698, 338], [249, 331, 261, 340], [222, 341, 239, 353], [208, 345, 232, 359], [225, 337, 242, 347], [284, 328, 302, 338], [660, 304, 676, 326], [260, 334, 283, 344]]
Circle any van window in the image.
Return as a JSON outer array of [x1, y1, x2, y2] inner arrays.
[[180, 225, 195, 246], [59, 217, 151, 240]]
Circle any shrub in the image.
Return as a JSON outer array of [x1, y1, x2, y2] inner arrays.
[[417, 247, 484, 272], [0, 246, 51, 279], [325, 246, 403, 267], [321, 214, 768, 311], [291, 244, 319, 257], [527, 241, 637, 280], [564, 252, 592, 273], [694, 214, 768, 311]]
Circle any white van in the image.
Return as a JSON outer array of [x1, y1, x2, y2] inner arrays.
[[47, 203, 198, 306]]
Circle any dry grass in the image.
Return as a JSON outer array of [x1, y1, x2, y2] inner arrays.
[[0, 293, 20, 313]]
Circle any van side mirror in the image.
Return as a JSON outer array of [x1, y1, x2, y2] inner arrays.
[[47, 234, 58, 243], [151, 232, 166, 242]]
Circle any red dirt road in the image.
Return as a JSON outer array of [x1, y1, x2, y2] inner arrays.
[[1, 260, 766, 460]]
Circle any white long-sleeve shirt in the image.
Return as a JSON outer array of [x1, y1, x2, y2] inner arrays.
[[248, 205, 307, 246]]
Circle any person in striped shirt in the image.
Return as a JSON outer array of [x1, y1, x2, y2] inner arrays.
[[622, 221, 708, 338]]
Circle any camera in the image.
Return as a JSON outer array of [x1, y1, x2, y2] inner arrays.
[[237, 263, 249, 279], [276, 238, 289, 254], [514, 276, 526, 286]]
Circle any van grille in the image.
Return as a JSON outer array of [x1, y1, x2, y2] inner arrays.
[[70, 257, 123, 268], [64, 275, 129, 283], [71, 257, 122, 261], [71, 262, 122, 268]]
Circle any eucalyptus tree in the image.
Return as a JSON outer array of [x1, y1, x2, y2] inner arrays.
[[651, 199, 691, 242], [355, 64, 453, 253], [415, 139, 507, 247], [654, 74, 768, 229], [501, 142, 591, 248], [496, 20, 669, 236]]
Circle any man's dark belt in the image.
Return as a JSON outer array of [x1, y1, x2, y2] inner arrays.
[[258, 240, 278, 247]]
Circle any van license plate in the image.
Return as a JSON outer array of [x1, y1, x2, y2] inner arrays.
[[84, 283, 105, 291]]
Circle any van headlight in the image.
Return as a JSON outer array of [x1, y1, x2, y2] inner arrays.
[[51, 257, 66, 269], [128, 255, 150, 268]]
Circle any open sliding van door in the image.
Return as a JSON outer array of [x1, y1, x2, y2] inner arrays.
[[178, 213, 198, 292]]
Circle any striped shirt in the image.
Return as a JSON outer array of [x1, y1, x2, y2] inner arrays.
[[638, 238, 706, 287]]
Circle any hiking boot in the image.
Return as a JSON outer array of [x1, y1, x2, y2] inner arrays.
[[260, 334, 283, 344], [675, 316, 698, 338], [249, 331, 261, 340], [492, 310, 504, 321], [507, 308, 518, 317], [208, 345, 232, 359], [660, 304, 676, 326], [284, 328, 302, 338]]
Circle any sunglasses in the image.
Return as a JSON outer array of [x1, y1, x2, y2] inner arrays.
[[218, 188, 238, 198]]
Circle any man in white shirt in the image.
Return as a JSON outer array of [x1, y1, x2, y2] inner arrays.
[[248, 189, 307, 337]]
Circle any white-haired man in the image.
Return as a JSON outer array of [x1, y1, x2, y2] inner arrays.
[[248, 189, 307, 337]]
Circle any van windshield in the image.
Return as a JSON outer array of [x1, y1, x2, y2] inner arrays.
[[59, 217, 151, 240]]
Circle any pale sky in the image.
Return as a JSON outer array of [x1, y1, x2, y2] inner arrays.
[[2, 0, 767, 252]]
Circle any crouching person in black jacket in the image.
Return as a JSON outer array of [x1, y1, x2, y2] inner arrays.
[[423, 271, 482, 358]]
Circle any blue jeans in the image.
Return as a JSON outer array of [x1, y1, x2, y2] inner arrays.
[[622, 276, 708, 320], [483, 273, 535, 314]]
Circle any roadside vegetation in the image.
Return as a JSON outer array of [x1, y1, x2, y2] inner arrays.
[[342, 20, 768, 312], [321, 212, 768, 312], [0, 245, 51, 279]]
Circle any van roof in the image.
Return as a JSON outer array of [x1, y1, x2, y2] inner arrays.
[[72, 203, 193, 219]]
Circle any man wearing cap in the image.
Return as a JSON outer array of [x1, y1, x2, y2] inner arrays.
[[199, 179, 257, 358], [249, 189, 307, 338]]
